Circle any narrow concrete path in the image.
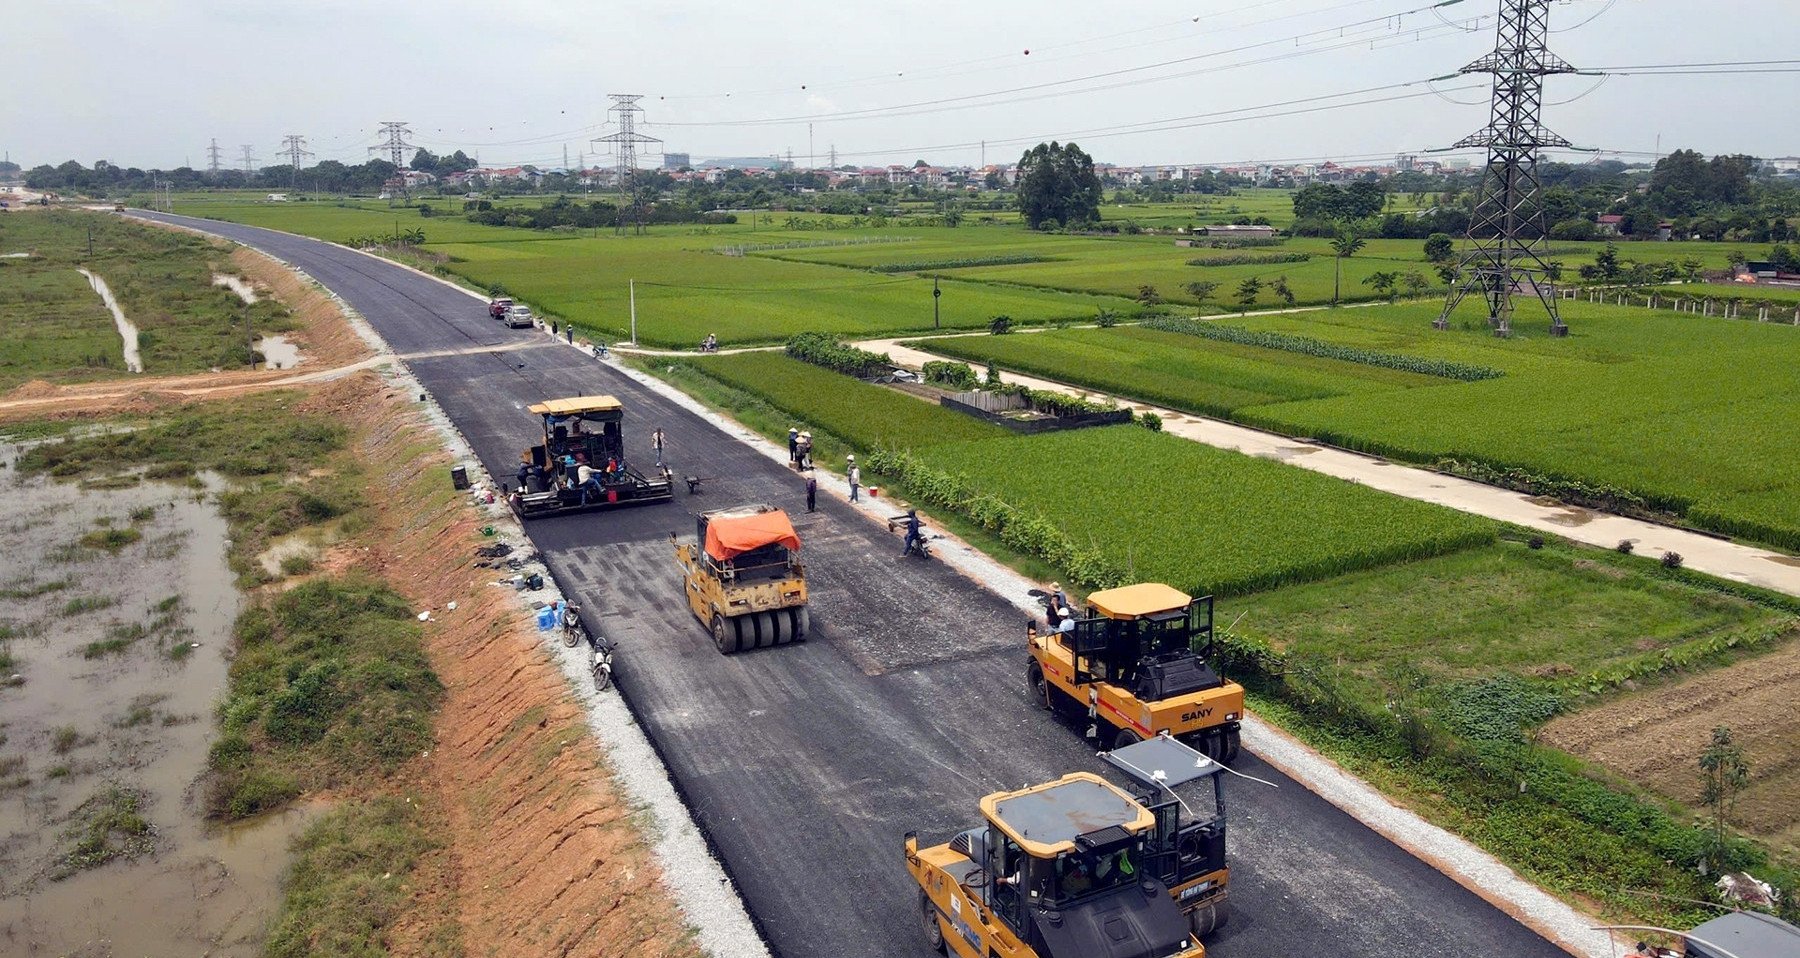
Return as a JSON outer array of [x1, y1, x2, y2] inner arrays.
[[863, 337, 1800, 599]]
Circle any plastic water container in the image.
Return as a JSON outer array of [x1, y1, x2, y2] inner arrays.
[[535, 605, 556, 631]]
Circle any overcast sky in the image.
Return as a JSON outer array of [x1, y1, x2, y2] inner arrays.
[[4, 0, 1795, 172]]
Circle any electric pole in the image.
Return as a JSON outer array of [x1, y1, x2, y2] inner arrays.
[[206, 138, 224, 175], [369, 121, 417, 168], [1434, 0, 1576, 338], [241, 144, 258, 176], [278, 135, 313, 188], [592, 95, 662, 235], [828, 144, 837, 169]]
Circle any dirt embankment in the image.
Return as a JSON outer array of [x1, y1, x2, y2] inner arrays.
[[1541, 633, 1800, 853], [0, 235, 377, 423], [298, 374, 701, 957]]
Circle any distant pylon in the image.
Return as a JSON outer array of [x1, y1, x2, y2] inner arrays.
[[206, 138, 224, 175], [369, 121, 416, 168], [1434, 0, 1576, 338], [592, 95, 662, 234], [278, 134, 313, 187], [828, 144, 837, 169], [241, 145, 258, 175]]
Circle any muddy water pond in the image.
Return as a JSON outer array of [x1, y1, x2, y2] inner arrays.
[[0, 440, 312, 956]]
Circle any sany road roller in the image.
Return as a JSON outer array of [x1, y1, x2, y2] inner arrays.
[[672, 504, 809, 654], [905, 734, 1232, 958]]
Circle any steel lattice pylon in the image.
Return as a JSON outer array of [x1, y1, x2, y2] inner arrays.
[[592, 95, 662, 234], [1435, 0, 1575, 338]]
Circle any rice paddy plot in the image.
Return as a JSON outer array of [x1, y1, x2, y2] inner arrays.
[[915, 426, 1497, 598]]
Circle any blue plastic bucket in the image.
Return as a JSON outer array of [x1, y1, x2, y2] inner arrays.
[[536, 605, 557, 631]]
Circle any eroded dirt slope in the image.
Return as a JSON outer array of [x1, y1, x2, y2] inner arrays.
[[308, 374, 701, 958]]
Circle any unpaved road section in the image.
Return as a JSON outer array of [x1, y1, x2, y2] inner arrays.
[[863, 337, 1800, 600], [128, 210, 1569, 958], [1542, 638, 1800, 853]]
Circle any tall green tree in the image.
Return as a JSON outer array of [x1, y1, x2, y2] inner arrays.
[[1015, 141, 1102, 230], [1330, 231, 1367, 305], [1699, 726, 1750, 873], [1234, 277, 1262, 312]]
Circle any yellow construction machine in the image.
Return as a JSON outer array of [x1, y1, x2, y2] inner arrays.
[[1027, 583, 1244, 761], [672, 504, 809, 654], [905, 734, 1232, 958]]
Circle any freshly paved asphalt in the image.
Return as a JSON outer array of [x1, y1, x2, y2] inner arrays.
[[134, 211, 1568, 958]]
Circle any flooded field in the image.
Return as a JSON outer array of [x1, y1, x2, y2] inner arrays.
[[0, 438, 308, 957]]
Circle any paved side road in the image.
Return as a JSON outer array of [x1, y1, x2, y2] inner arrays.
[[130, 211, 1568, 958]]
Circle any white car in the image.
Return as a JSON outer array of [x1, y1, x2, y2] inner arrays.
[[505, 305, 536, 329]]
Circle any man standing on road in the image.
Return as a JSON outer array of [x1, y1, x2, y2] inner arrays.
[[847, 455, 861, 503], [652, 427, 666, 467], [788, 426, 799, 465], [805, 475, 817, 513]]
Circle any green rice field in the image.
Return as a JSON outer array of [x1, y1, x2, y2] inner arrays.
[[914, 426, 1497, 597], [914, 300, 1800, 549]]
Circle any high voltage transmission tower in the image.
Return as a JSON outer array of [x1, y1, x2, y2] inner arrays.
[[370, 121, 417, 168], [1434, 0, 1577, 338], [592, 95, 661, 234], [278, 134, 313, 187], [206, 138, 224, 175], [241, 144, 258, 175]]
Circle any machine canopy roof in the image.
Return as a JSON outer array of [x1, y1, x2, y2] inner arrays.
[[704, 508, 801, 561], [1087, 582, 1191, 619], [529, 396, 622, 416]]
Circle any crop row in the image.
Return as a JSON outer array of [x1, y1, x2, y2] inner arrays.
[[1185, 252, 1312, 267], [684, 352, 1001, 450], [1142, 317, 1505, 382], [914, 327, 1436, 418], [868, 253, 1056, 272], [895, 426, 1496, 597]]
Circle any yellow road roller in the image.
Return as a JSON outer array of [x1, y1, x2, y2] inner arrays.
[[905, 734, 1232, 957], [672, 504, 809, 654], [1028, 583, 1244, 761]]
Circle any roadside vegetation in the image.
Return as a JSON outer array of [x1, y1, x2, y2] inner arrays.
[[207, 578, 439, 818], [0, 210, 296, 387]]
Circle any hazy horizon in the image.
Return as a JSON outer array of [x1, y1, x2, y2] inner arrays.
[[4, 0, 1796, 173]]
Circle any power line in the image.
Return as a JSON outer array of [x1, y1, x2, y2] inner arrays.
[[651, 1, 1477, 128], [823, 79, 1482, 162], [240, 144, 258, 175], [206, 138, 223, 175]]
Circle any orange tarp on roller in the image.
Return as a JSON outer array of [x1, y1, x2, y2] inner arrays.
[[704, 510, 802, 561]]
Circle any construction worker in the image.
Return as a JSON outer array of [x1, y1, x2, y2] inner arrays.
[[847, 455, 861, 502], [1054, 610, 1075, 641], [901, 509, 923, 556], [788, 427, 799, 464], [652, 427, 666, 467], [805, 475, 817, 513], [576, 460, 600, 503], [796, 432, 813, 470]]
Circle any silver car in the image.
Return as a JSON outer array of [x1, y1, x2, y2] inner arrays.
[[505, 305, 536, 329]]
